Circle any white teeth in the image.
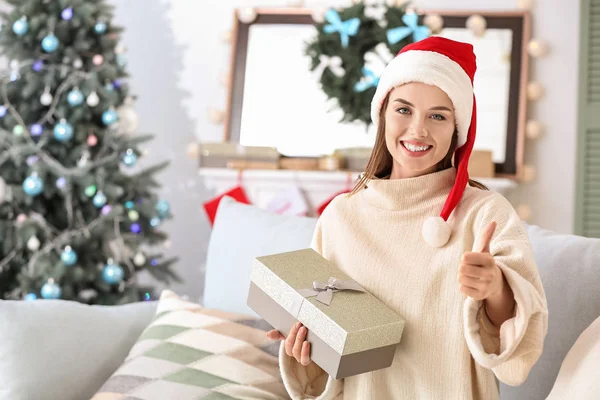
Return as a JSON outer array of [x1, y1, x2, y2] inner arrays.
[[402, 142, 431, 152]]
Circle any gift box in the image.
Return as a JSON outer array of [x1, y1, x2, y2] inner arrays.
[[247, 248, 405, 379]]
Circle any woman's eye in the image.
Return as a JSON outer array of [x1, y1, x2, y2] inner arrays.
[[396, 107, 410, 114], [431, 114, 446, 121]]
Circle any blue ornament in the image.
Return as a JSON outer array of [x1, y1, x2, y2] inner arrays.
[[56, 177, 67, 190], [130, 223, 141, 234], [102, 262, 124, 285], [124, 200, 135, 209], [104, 83, 114, 92], [62, 7, 74, 21], [41, 281, 61, 299], [0, 106, 6, 118], [10, 72, 20, 82], [30, 124, 43, 136], [32, 60, 44, 72], [60, 246, 77, 266], [102, 109, 118, 126], [144, 292, 152, 301], [122, 149, 137, 167], [156, 200, 170, 218], [67, 89, 84, 106], [117, 54, 128, 67], [24, 293, 37, 301], [150, 217, 161, 227], [53, 121, 73, 142], [41, 35, 60, 53], [23, 174, 44, 196], [151, 259, 158, 266], [12, 17, 28, 36], [93, 191, 107, 208], [94, 22, 107, 34]]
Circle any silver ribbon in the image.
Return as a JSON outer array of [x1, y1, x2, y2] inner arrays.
[[297, 277, 365, 306], [314, 55, 346, 80]]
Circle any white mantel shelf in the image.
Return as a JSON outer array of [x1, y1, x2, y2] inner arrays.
[[198, 168, 518, 217]]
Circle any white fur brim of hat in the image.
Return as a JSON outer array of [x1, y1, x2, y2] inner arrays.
[[371, 50, 473, 148]]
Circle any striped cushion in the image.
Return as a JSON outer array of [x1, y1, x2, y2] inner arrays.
[[92, 290, 289, 400]]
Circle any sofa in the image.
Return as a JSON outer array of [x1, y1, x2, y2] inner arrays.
[[1, 196, 599, 400]]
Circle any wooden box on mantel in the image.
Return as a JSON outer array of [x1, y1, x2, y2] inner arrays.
[[199, 142, 280, 169]]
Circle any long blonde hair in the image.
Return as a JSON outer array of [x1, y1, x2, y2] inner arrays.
[[349, 94, 488, 195]]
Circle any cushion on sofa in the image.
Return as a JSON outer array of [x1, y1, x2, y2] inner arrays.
[[0, 299, 157, 400], [92, 289, 288, 399]]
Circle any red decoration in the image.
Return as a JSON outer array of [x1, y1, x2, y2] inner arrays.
[[203, 185, 251, 225]]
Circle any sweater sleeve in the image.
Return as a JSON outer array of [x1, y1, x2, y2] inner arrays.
[[278, 217, 344, 399], [463, 193, 548, 386]]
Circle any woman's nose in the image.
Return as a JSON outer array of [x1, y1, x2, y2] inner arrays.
[[409, 117, 428, 138]]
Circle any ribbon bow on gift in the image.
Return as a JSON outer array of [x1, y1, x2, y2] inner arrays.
[[297, 277, 365, 306], [314, 55, 346, 80], [387, 13, 429, 45], [323, 9, 361, 48]]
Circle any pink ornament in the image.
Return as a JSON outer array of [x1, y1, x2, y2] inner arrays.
[[87, 134, 98, 146], [93, 55, 104, 65], [17, 214, 27, 223]]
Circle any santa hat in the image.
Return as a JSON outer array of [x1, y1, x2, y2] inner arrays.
[[370, 36, 478, 248]]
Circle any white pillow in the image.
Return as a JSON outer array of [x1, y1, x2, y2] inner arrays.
[[546, 315, 600, 399], [203, 196, 317, 316], [0, 299, 156, 400]]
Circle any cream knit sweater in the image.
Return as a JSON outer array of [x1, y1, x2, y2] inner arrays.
[[278, 168, 548, 400]]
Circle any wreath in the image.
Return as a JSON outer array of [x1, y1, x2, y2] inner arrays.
[[305, 1, 431, 127]]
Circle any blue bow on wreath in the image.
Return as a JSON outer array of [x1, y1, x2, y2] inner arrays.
[[387, 13, 429, 45], [354, 68, 380, 92], [323, 9, 361, 48]]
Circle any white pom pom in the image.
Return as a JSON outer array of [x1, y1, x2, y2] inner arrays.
[[422, 216, 451, 248]]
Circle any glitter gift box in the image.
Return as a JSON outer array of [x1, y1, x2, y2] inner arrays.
[[247, 248, 405, 379]]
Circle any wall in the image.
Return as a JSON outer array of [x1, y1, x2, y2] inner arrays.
[[112, 0, 579, 300]]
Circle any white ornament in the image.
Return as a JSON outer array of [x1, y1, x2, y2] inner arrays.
[[517, 0, 534, 10], [0, 177, 5, 204], [422, 216, 451, 248], [528, 39, 549, 58], [117, 101, 139, 135], [527, 82, 545, 101], [164, 240, 172, 249], [9, 60, 19, 70], [186, 142, 200, 159], [208, 108, 225, 124], [526, 120, 545, 139], [86, 91, 100, 107], [516, 204, 532, 221], [133, 252, 146, 266], [40, 91, 53, 106], [314, 55, 346, 81], [365, 3, 388, 27], [27, 236, 41, 251], [311, 8, 326, 23], [115, 43, 127, 54], [424, 14, 444, 33], [77, 150, 91, 167], [73, 59, 83, 69], [238, 8, 257, 24], [466, 14, 487, 38]]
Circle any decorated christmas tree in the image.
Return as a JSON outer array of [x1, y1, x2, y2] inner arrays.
[[0, 0, 179, 304]]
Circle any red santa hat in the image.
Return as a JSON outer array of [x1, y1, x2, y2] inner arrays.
[[370, 36, 478, 247]]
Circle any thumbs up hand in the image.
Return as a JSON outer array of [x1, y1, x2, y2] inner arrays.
[[458, 221, 505, 301]]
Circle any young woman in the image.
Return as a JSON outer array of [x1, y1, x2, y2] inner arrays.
[[267, 36, 548, 400]]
